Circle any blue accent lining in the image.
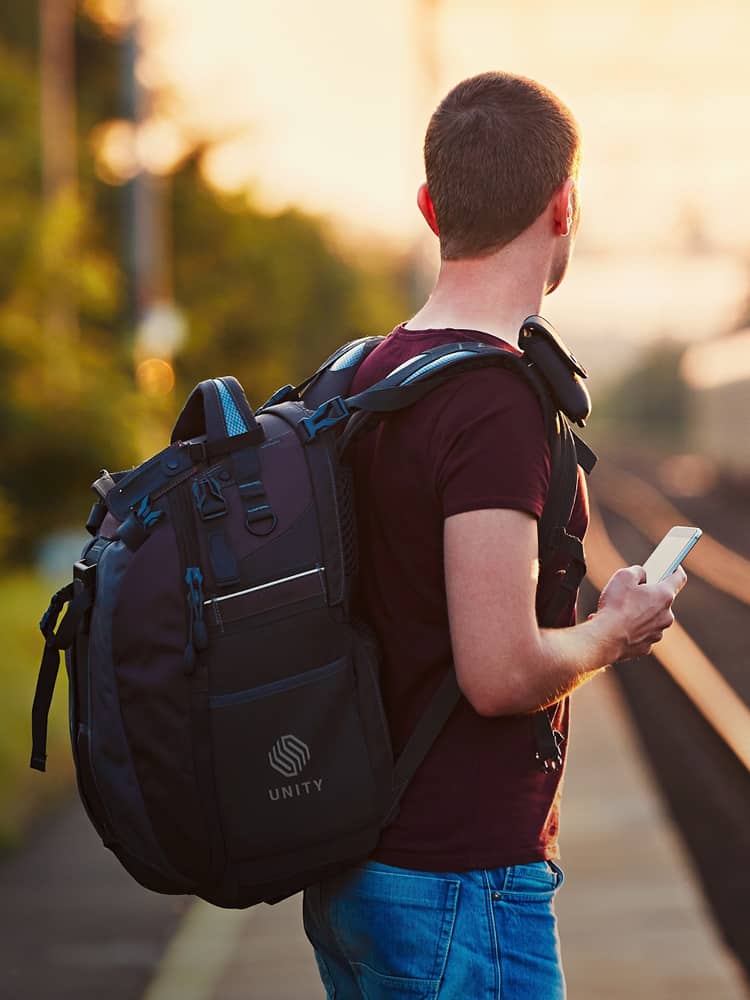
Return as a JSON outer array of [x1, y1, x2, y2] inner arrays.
[[215, 380, 248, 437], [330, 341, 370, 371], [400, 350, 479, 385]]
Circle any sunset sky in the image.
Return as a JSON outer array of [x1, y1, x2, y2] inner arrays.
[[113, 0, 750, 372]]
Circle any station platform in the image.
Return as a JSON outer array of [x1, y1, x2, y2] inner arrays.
[[142, 672, 748, 1000]]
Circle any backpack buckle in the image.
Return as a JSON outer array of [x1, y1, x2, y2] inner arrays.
[[186, 440, 209, 464], [535, 730, 565, 773], [301, 396, 350, 442], [192, 476, 227, 521]]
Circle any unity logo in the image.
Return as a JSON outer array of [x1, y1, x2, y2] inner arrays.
[[268, 734, 310, 778], [267, 734, 324, 802]]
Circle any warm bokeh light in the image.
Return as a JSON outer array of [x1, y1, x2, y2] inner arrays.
[[135, 357, 176, 395], [91, 116, 189, 183], [90, 119, 139, 185], [81, 0, 134, 36], [134, 116, 190, 175], [657, 453, 719, 498], [135, 301, 188, 361], [132, 0, 750, 375], [138, 0, 750, 250]]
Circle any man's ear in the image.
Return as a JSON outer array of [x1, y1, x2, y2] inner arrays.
[[417, 183, 440, 237], [553, 177, 577, 237]]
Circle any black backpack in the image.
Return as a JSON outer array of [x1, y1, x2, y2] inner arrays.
[[30, 315, 595, 909]]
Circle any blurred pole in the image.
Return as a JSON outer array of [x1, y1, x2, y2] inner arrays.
[[40, 0, 77, 202], [122, 11, 173, 333], [39, 0, 79, 358]]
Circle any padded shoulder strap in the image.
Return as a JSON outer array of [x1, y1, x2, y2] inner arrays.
[[297, 336, 384, 406], [344, 341, 528, 414]]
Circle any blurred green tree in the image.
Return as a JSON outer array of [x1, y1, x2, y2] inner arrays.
[[172, 158, 410, 405], [0, 33, 141, 563], [0, 6, 413, 563]]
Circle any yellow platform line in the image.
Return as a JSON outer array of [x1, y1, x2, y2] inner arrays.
[[141, 899, 252, 1000], [593, 461, 750, 607], [586, 500, 750, 773]]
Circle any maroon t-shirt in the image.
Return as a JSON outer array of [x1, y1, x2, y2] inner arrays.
[[349, 324, 589, 871]]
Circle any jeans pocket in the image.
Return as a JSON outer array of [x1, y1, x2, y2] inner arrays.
[[327, 862, 461, 998], [496, 860, 563, 901]]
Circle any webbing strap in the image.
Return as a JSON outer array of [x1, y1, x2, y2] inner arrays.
[[572, 430, 597, 476], [30, 643, 63, 772], [187, 427, 265, 464], [389, 669, 462, 812], [538, 422, 580, 588], [533, 419, 587, 769], [30, 584, 93, 772]]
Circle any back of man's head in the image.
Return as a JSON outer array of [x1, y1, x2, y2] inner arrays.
[[424, 72, 580, 260]]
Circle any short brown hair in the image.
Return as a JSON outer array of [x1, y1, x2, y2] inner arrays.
[[424, 72, 581, 260]]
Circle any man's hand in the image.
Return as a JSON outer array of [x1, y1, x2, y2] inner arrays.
[[444, 507, 690, 717], [592, 565, 687, 661]]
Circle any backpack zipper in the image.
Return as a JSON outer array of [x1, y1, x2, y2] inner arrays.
[[169, 480, 206, 674]]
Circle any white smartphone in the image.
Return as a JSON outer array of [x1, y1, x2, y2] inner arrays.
[[641, 525, 702, 583]]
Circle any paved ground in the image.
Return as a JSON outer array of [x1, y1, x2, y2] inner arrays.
[[0, 801, 190, 1000], [556, 673, 747, 999]]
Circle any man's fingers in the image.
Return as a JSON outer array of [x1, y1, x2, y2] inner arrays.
[[659, 564, 687, 598], [660, 608, 675, 630], [628, 564, 647, 585], [667, 565, 688, 595], [654, 566, 687, 605]]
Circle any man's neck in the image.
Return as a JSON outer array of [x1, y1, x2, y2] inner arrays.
[[405, 232, 552, 343]]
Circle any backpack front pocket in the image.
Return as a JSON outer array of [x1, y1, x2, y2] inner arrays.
[[210, 653, 379, 860]]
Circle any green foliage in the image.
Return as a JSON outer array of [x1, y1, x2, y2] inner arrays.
[[0, 41, 40, 303], [0, 38, 141, 560], [591, 341, 688, 446], [172, 161, 410, 406], [0, 572, 73, 855]]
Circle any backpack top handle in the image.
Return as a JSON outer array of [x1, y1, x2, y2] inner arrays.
[[170, 376, 264, 446]]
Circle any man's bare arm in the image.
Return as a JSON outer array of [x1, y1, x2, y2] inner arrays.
[[444, 508, 685, 717]]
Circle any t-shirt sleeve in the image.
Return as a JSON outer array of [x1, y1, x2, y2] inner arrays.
[[430, 368, 551, 520]]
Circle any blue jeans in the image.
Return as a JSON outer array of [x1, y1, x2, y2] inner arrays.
[[302, 858, 566, 999]]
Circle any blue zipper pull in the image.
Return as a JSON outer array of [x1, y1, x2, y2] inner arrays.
[[184, 567, 208, 674], [136, 495, 165, 530], [117, 494, 165, 552]]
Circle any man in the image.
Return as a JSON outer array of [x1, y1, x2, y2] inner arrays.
[[303, 71, 684, 999]]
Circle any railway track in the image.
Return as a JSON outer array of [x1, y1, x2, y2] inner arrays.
[[586, 452, 750, 979]]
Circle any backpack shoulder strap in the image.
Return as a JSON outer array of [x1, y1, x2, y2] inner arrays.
[[257, 336, 385, 412], [331, 342, 530, 454], [333, 341, 597, 800]]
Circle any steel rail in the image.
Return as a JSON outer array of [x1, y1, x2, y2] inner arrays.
[[592, 462, 750, 607], [585, 499, 750, 774]]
